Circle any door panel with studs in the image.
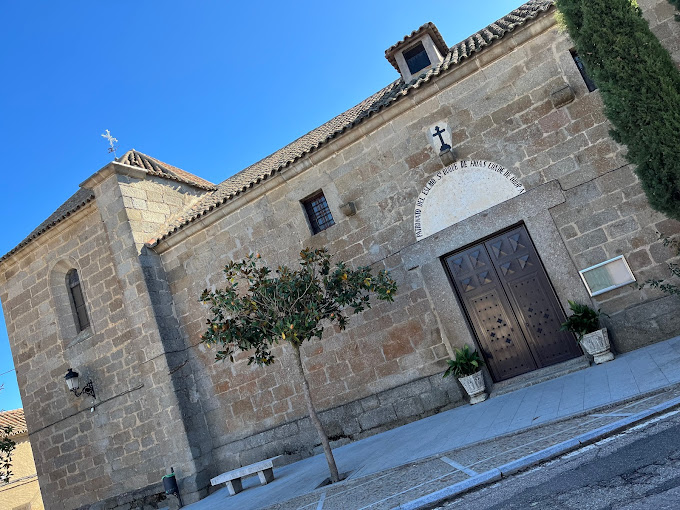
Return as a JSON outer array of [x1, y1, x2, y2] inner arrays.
[[445, 243, 538, 381], [445, 225, 579, 382], [484, 226, 581, 367]]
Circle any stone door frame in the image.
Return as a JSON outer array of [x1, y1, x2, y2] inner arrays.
[[443, 223, 582, 381], [397, 180, 592, 370]]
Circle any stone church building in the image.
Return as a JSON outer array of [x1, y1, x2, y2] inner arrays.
[[2, 0, 679, 508]]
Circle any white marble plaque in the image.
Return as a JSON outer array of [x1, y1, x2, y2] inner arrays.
[[428, 123, 452, 152], [414, 160, 525, 241]]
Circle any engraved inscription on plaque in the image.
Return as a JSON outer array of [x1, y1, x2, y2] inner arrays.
[[414, 160, 525, 241]]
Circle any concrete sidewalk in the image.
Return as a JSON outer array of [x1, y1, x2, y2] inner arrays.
[[184, 335, 680, 510]]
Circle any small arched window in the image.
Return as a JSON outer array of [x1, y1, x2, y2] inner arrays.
[[66, 269, 90, 332]]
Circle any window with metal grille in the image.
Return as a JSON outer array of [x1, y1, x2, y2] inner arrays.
[[302, 191, 335, 234], [403, 42, 431, 76], [66, 269, 90, 332], [571, 50, 597, 92]]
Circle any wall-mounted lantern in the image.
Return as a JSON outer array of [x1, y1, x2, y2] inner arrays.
[[64, 368, 96, 399]]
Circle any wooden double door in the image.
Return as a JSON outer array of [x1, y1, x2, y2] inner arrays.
[[444, 225, 581, 382]]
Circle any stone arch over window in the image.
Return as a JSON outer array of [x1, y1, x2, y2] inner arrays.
[[50, 259, 93, 344]]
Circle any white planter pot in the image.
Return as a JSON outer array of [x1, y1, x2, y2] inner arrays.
[[458, 371, 487, 404], [580, 328, 614, 364]]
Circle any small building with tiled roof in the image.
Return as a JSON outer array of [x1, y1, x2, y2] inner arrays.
[[1, 1, 680, 508], [0, 408, 28, 436], [0, 409, 45, 510]]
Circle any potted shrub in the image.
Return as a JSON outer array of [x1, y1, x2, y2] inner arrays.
[[443, 345, 487, 404], [560, 301, 614, 364]]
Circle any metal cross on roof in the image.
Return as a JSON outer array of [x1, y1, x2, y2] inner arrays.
[[101, 129, 119, 158]]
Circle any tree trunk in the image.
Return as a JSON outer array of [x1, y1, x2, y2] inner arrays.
[[291, 343, 340, 483]]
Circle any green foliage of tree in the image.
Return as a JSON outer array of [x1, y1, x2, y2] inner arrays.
[[636, 234, 680, 295], [0, 385, 16, 484], [557, 0, 680, 220], [668, 0, 680, 20], [200, 248, 397, 483], [0, 424, 16, 484]]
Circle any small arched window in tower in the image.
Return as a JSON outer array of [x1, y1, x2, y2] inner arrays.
[[66, 269, 90, 332]]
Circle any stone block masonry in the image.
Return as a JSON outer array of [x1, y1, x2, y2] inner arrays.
[[211, 372, 463, 471], [550, 164, 680, 352], [150, 0, 680, 483], [0, 166, 210, 508], [116, 170, 206, 249], [1, 1, 679, 508]]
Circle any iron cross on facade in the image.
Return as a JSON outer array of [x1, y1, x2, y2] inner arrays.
[[432, 125, 451, 152]]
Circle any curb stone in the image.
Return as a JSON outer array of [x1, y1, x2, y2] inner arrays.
[[395, 470, 501, 510], [393, 394, 680, 510]]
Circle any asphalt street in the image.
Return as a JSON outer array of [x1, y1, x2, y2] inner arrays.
[[437, 410, 680, 510]]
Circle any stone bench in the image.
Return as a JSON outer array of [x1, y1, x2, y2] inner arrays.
[[210, 456, 282, 496]]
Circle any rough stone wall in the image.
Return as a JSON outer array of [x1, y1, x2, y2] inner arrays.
[[0, 176, 201, 508], [0, 206, 132, 509], [82, 169, 206, 505], [211, 372, 463, 468], [549, 0, 680, 351], [154, 5, 680, 477], [116, 171, 206, 248], [112, 168, 216, 492], [550, 166, 680, 352], [2, 1, 679, 505]]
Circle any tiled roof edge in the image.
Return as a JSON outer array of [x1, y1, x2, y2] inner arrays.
[[0, 409, 27, 436], [0, 189, 95, 264], [117, 150, 217, 191], [1, 148, 219, 263], [142, 169, 217, 191], [147, 1, 555, 248]]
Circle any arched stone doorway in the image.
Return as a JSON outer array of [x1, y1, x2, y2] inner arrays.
[[412, 162, 581, 381]]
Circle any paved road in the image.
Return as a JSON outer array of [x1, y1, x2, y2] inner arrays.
[[438, 410, 680, 510]]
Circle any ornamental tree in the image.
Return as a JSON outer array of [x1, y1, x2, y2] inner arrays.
[[0, 424, 15, 483], [556, 0, 680, 220], [200, 248, 397, 483], [0, 385, 16, 484]]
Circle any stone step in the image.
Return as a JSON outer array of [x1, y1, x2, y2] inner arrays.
[[488, 355, 590, 398]]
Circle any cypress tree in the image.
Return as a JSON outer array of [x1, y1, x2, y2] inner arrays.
[[557, 0, 680, 220], [669, 0, 680, 21]]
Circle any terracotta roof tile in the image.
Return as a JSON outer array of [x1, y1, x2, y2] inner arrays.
[[2, 1, 554, 260], [0, 188, 95, 263], [148, 0, 554, 246], [117, 150, 217, 190], [0, 409, 27, 436], [0, 150, 216, 263]]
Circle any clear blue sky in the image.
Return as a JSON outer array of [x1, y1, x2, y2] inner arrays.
[[0, 0, 528, 411]]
